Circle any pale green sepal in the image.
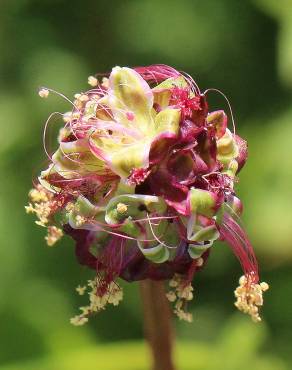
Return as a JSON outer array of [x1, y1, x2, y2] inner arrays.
[[38, 164, 58, 193], [154, 108, 180, 136], [69, 196, 103, 229], [189, 225, 220, 243], [189, 188, 216, 217], [105, 194, 166, 225], [188, 241, 213, 259], [118, 218, 141, 238], [75, 195, 98, 217], [138, 241, 170, 263], [216, 129, 239, 165], [222, 159, 238, 178], [109, 142, 150, 179]]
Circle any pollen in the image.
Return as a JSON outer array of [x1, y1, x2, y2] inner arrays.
[[116, 203, 128, 214], [167, 274, 194, 322], [88, 75, 98, 87], [38, 88, 49, 98], [45, 226, 63, 246], [29, 185, 51, 203], [76, 285, 87, 295], [65, 202, 75, 212], [234, 275, 269, 323], [166, 291, 176, 302], [70, 278, 123, 325], [27, 187, 53, 225], [75, 215, 86, 227], [25, 203, 35, 214], [70, 315, 88, 326]]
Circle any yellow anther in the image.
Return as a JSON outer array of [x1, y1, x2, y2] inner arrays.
[[234, 275, 269, 323], [25, 203, 35, 214], [70, 316, 88, 326], [45, 226, 63, 246], [70, 278, 123, 326], [116, 203, 128, 214], [65, 202, 75, 212], [35, 220, 47, 227], [166, 291, 176, 302], [260, 282, 269, 292], [75, 215, 86, 227], [76, 285, 87, 296], [167, 274, 194, 323]]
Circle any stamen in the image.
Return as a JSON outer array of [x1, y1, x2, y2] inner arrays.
[[116, 203, 128, 214], [234, 275, 269, 322]]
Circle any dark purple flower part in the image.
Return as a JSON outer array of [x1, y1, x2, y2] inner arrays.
[[26, 65, 268, 325]]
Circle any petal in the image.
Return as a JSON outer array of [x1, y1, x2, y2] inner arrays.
[[109, 143, 151, 178], [216, 128, 239, 165], [207, 110, 227, 139], [191, 94, 208, 126], [108, 66, 154, 132], [148, 108, 180, 164], [149, 133, 177, 164], [152, 76, 188, 109], [147, 169, 189, 215], [153, 108, 180, 136], [167, 151, 194, 181], [53, 139, 106, 179], [89, 133, 150, 178]]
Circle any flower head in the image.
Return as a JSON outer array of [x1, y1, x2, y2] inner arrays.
[[26, 64, 268, 324]]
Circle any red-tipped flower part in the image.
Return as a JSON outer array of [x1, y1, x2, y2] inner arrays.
[[26, 65, 268, 325]]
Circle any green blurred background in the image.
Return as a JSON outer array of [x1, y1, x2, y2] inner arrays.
[[0, 0, 292, 369]]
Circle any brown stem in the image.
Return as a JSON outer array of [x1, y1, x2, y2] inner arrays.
[[140, 280, 176, 370]]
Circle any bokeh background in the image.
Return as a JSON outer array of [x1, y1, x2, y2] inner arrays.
[[0, 0, 292, 369]]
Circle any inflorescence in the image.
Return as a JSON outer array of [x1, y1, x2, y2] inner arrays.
[[26, 64, 268, 325]]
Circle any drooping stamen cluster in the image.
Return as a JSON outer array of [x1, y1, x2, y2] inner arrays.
[[166, 273, 196, 323], [234, 275, 269, 322], [26, 64, 268, 324], [70, 278, 123, 326]]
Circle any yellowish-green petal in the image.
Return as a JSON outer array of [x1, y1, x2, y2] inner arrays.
[[154, 108, 180, 136], [107, 67, 154, 132], [109, 142, 150, 178]]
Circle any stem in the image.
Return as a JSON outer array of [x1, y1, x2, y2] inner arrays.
[[140, 280, 176, 370]]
